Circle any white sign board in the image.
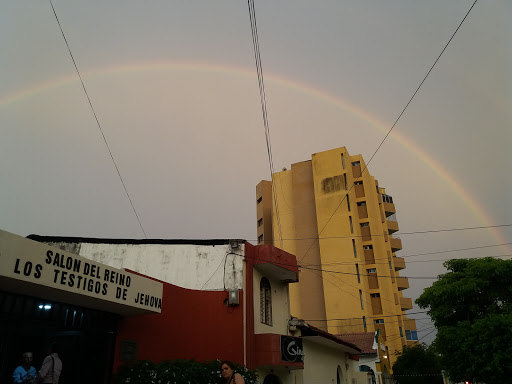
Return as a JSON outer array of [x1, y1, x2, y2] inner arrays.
[[0, 229, 162, 315]]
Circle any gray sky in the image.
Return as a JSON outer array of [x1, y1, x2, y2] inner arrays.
[[1, 1, 511, 343]]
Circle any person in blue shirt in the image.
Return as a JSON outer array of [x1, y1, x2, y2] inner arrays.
[[12, 352, 37, 384]]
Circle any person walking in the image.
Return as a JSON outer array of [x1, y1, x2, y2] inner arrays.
[[32, 343, 62, 384]]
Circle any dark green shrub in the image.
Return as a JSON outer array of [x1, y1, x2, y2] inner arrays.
[[114, 359, 258, 384]]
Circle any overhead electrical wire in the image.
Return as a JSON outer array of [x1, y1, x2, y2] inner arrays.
[[48, 0, 147, 238], [303, 310, 429, 322], [200, 252, 229, 290], [306, 253, 512, 268], [297, 0, 479, 264], [304, 268, 407, 320], [247, 0, 283, 247], [230, 251, 441, 279], [257, 224, 512, 244]]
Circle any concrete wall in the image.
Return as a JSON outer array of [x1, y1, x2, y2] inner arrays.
[[300, 339, 367, 384], [72, 242, 244, 291], [252, 267, 290, 336]]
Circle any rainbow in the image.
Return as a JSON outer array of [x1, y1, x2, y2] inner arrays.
[[1, 61, 508, 249]]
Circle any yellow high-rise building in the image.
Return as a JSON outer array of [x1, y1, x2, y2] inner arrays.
[[256, 146, 418, 365]]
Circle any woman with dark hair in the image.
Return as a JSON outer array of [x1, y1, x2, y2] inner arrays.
[[220, 361, 245, 384]]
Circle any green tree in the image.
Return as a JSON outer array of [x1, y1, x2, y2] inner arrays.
[[416, 257, 512, 383], [392, 343, 443, 384]]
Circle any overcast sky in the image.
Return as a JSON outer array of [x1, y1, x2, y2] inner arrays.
[[1, 1, 510, 343]]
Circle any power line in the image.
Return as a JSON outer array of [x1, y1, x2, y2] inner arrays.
[[303, 310, 429, 322], [395, 242, 512, 259], [307, 253, 512, 268], [247, 0, 283, 247], [230, 250, 441, 279], [249, 224, 512, 244], [200, 252, 228, 290], [297, 0, 479, 264], [418, 327, 437, 342], [48, 0, 147, 238], [321, 318, 432, 329], [237, 248, 429, 326], [396, 223, 510, 236], [302, 241, 512, 267], [304, 264, 438, 279]]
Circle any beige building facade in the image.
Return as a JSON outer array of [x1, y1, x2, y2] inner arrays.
[[256, 146, 418, 366]]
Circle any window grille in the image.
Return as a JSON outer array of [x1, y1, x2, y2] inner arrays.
[[260, 277, 272, 325]]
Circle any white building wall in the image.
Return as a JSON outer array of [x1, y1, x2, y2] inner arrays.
[[300, 340, 367, 384], [74, 243, 244, 290], [252, 267, 290, 336]]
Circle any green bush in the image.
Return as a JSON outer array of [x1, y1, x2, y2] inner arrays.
[[114, 359, 258, 384]]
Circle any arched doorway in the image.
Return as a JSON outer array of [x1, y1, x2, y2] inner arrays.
[[263, 373, 281, 384], [359, 365, 376, 384]]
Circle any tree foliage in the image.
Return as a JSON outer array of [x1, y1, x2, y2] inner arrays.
[[113, 359, 258, 384], [392, 343, 443, 384], [416, 257, 512, 383]]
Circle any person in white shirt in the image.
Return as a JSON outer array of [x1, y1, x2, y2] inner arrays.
[[33, 343, 62, 384]]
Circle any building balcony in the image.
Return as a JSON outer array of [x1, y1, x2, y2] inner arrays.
[[396, 277, 409, 291], [390, 237, 402, 252], [383, 202, 396, 217], [400, 297, 413, 311], [386, 219, 399, 234], [394, 256, 405, 271]]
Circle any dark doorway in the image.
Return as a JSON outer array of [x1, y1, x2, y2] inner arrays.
[[0, 290, 118, 384], [263, 373, 281, 384]]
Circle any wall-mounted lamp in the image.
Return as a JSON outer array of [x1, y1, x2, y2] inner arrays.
[[228, 290, 239, 306]]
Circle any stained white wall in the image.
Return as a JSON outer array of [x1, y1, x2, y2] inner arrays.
[[300, 340, 367, 384], [71, 242, 244, 290]]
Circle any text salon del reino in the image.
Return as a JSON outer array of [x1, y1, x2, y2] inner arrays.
[[13, 249, 162, 310]]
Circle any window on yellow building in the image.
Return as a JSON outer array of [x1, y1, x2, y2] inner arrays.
[[405, 330, 418, 341]]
